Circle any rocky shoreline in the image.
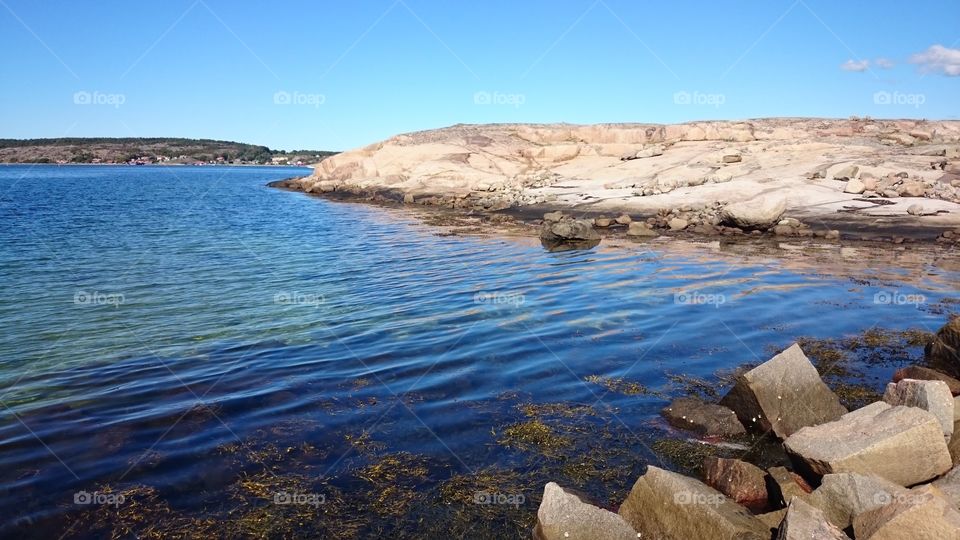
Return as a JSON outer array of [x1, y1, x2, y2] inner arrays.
[[270, 118, 960, 245], [533, 319, 960, 539]]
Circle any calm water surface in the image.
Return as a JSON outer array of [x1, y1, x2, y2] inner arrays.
[[0, 165, 957, 538]]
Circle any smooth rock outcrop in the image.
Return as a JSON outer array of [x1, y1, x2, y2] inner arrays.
[[719, 343, 847, 439], [533, 482, 638, 540], [883, 379, 954, 440], [807, 473, 910, 530], [619, 466, 769, 540], [852, 485, 960, 539], [703, 457, 768, 512], [661, 398, 746, 437], [719, 196, 787, 231], [783, 402, 952, 486], [893, 365, 960, 396], [927, 318, 960, 378], [776, 498, 850, 540]]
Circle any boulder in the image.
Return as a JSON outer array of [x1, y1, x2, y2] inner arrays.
[[893, 366, 960, 395], [908, 203, 924, 216], [844, 178, 866, 194], [883, 379, 954, 440], [540, 219, 601, 242], [720, 196, 787, 231], [719, 343, 847, 439], [533, 482, 638, 540], [776, 498, 850, 540], [543, 211, 565, 223], [933, 466, 960, 510], [594, 217, 613, 228], [757, 509, 787, 531], [626, 222, 658, 237], [615, 214, 632, 225], [668, 218, 689, 231], [703, 458, 769, 512], [833, 165, 860, 181], [722, 154, 742, 163], [806, 473, 909, 530], [783, 402, 952, 486], [767, 466, 813, 508], [661, 397, 746, 437], [618, 466, 769, 540], [630, 145, 664, 159], [402, 193, 415, 204], [899, 181, 927, 197], [927, 318, 960, 378], [853, 485, 960, 539]]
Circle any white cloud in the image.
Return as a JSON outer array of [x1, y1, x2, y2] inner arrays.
[[910, 44, 960, 76], [841, 59, 870, 72], [875, 58, 895, 69]]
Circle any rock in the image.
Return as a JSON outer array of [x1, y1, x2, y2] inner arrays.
[[844, 178, 866, 194], [661, 397, 746, 437], [668, 217, 689, 231], [403, 193, 415, 203], [899, 181, 927, 197], [723, 154, 742, 163], [533, 482, 638, 540], [594, 217, 613, 228], [883, 379, 954, 440], [626, 222, 658, 237], [543, 211, 565, 223], [908, 203, 925, 216], [852, 485, 960, 539], [719, 343, 847, 439], [825, 230, 841, 240], [776, 498, 850, 540], [933, 466, 960, 510], [927, 319, 960, 378], [783, 402, 952, 486], [703, 458, 769, 512], [720, 196, 788, 231], [767, 466, 813, 508], [618, 466, 769, 540], [892, 367, 960, 396], [833, 165, 860, 181], [807, 473, 909, 530], [881, 189, 900, 198], [773, 224, 794, 236], [615, 214, 632, 225], [540, 219, 601, 242], [630, 145, 664, 159], [757, 509, 787, 531]]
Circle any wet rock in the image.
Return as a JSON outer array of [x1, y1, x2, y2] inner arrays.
[[807, 473, 909, 530], [618, 466, 769, 540], [894, 366, 960, 395], [776, 498, 850, 540], [783, 402, 952, 486], [883, 379, 954, 440], [540, 219, 600, 242], [926, 318, 960, 378], [661, 397, 746, 437], [704, 458, 768, 512], [626, 222, 658, 237], [668, 217, 689, 231], [844, 178, 866, 194], [719, 343, 847, 439], [533, 482, 638, 540], [767, 466, 813, 508], [852, 485, 960, 539], [720, 196, 787, 231]]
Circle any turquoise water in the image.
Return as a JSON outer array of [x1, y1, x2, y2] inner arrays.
[[0, 165, 957, 537]]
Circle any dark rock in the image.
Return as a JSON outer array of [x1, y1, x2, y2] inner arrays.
[[926, 318, 960, 378], [893, 365, 960, 395], [661, 397, 746, 437], [704, 457, 769, 512]]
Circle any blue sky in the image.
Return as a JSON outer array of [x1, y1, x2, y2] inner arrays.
[[1, 0, 957, 151]]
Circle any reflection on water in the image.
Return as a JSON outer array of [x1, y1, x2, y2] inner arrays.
[[0, 165, 957, 537]]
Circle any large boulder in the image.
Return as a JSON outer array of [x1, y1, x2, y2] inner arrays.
[[618, 466, 769, 540], [852, 485, 960, 539], [767, 466, 813, 508], [661, 398, 746, 437], [893, 365, 960, 396], [703, 457, 769, 512], [626, 222, 658, 237], [783, 402, 952, 486], [719, 343, 847, 439], [720, 196, 787, 230], [882, 379, 954, 440], [927, 318, 960, 378], [806, 473, 910, 530], [540, 219, 600, 242], [776, 498, 850, 540], [932, 465, 960, 510], [533, 482, 638, 540]]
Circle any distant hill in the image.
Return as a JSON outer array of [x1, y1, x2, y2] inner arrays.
[[0, 137, 338, 166]]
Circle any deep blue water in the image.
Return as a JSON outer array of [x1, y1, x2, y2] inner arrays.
[[0, 165, 957, 538]]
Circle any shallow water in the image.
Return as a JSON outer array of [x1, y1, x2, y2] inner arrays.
[[0, 165, 957, 537]]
